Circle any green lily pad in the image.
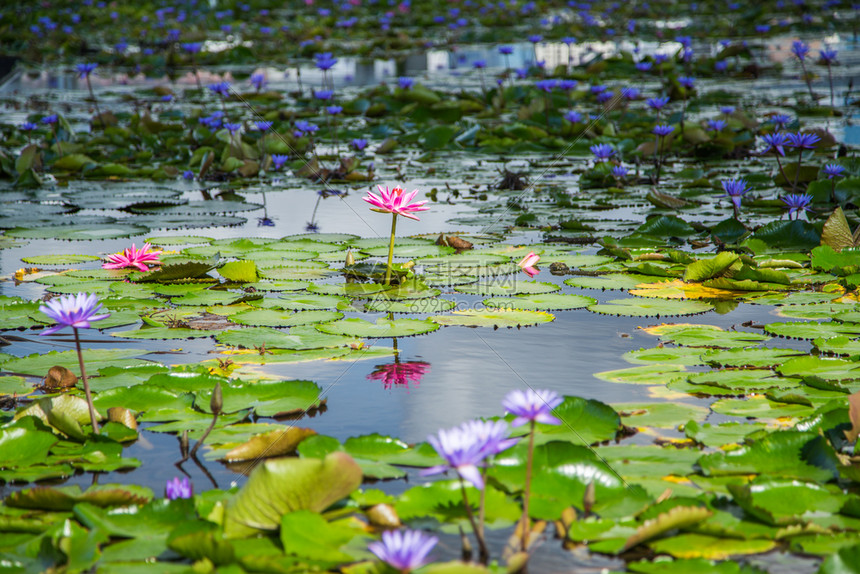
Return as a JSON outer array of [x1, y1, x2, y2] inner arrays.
[[364, 298, 457, 313], [430, 309, 555, 328], [642, 324, 770, 347], [588, 298, 714, 317], [483, 293, 596, 311], [711, 396, 816, 419], [698, 430, 832, 481], [455, 281, 560, 296], [230, 309, 343, 328], [224, 453, 362, 538], [0, 348, 152, 377], [622, 347, 706, 366], [764, 321, 860, 340], [684, 420, 769, 447], [7, 224, 151, 241], [595, 364, 688, 385], [702, 347, 808, 368], [21, 254, 102, 265], [564, 273, 669, 291], [648, 534, 776, 560], [316, 318, 439, 338], [216, 326, 358, 350], [613, 402, 709, 428]]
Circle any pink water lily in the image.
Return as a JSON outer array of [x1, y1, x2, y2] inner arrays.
[[362, 185, 429, 221], [102, 243, 162, 272], [517, 251, 540, 278]]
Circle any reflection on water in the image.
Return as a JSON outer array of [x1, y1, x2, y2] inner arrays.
[[367, 338, 430, 391]]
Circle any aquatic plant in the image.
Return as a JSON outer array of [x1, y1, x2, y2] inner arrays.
[[719, 177, 751, 219], [102, 243, 162, 272], [165, 477, 193, 500], [368, 529, 437, 573], [781, 193, 812, 219], [517, 251, 540, 278], [503, 389, 562, 551], [39, 293, 110, 432], [362, 185, 429, 285]]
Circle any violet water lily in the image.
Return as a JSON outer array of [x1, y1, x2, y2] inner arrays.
[[818, 47, 838, 107], [719, 178, 751, 218], [165, 477, 193, 500], [362, 185, 429, 285], [368, 529, 437, 573], [503, 389, 563, 551], [77, 63, 104, 129], [781, 193, 813, 219], [39, 293, 111, 432]]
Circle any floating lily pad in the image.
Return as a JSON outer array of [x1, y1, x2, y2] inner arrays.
[[684, 420, 769, 447], [364, 298, 457, 313], [455, 281, 560, 296], [642, 324, 770, 347], [710, 397, 816, 420], [430, 309, 555, 328], [589, 298, 714, 317], [216, 326, 357, 350], [564, 273, 669, 291], [594, 364, 688, 385], [262, 293, 352, 311], [316, 318, 439, 338], [764, 321, 860, 340], [702, 347, 808, 368], [483, 293, 596, 311], [613, 402, 709, 428], [649, 534, 776, 560], [230, 309, 343, 327], [20, 254, 102, 265], [622, 347, 706, 366], [7, 224, 150, 240]]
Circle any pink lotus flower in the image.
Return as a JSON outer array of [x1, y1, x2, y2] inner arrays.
[[368, 361, 430, 390], [102, 243, 162, 272], [362, 185, 429, 221], [517, 251, 540, 278]]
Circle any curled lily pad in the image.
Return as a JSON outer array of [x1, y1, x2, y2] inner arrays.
[[224, 452, 362, 538]]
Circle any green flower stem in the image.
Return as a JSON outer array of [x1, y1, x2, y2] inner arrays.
[[520, 420, 536, 552], [384, 212, 398, 286], [458, 476, 489, 563], [774, 153, 792, 190], [799, 60, 816, 101], [793, 150, 803, 190], [85, 76, 105, 130], [73, 327, 99, 433]]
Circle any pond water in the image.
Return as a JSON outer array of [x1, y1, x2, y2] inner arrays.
[[1, 8, 860, 572]]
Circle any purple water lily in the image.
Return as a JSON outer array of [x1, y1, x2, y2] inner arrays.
[[39, 293, 110, 336], [368, 529, 437, 573], [781, 193, 813, 219], [165, 477, 193, 500], [761, 132, 789, 156], [590, 143, 615, 161], [502, 389, 563, 427]]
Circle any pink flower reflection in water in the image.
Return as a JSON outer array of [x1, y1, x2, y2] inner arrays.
[[368, 361, 430, 390]]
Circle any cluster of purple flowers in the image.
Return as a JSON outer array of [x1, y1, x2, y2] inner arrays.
[[422, 388, 562, 489]]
